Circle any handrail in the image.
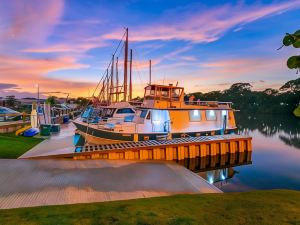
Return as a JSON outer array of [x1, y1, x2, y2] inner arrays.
[[185, 101, 233, 107]]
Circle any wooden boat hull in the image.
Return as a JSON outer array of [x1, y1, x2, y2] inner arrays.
[[73, 120, 236, 145]]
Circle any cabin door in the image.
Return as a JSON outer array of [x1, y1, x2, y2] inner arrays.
[[151, 110, 170, 133]]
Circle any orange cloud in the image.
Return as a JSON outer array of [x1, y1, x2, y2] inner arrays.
[[0, 54, 94, 97]]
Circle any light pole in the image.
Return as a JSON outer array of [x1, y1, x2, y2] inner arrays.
[[35, 84, 39, 104]]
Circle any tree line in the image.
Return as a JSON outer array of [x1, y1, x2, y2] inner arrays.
[[186, 78, 300, 116]]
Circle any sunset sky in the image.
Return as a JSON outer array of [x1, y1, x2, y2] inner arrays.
[[0, 0, 300, 99]]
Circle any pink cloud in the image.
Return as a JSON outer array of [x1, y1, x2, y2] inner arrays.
[[0, 0, 64, 46], [21, 41, 108, 53]]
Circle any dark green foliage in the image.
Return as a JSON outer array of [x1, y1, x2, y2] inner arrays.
[[188, 79, 300, 115], [287, 56, 300, 69], [0, 190, 300, 225], [281, 29, 300, 71], [280, 78, 300, 92], [5, 95, 17, 108], [45, 96, 57, 105], [75, 97, 90, 107]]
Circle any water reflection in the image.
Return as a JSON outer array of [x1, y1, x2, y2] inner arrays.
[[176, 152, 252, 189], [236, 113, 300, 149]]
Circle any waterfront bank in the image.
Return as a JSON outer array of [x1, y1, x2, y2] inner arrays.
[[0, 189, 299, 225]]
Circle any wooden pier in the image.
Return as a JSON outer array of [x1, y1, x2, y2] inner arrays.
[[74, 134, 252, 161]]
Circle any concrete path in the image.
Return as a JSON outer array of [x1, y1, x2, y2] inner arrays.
[[19, 123, 75, 159], [0, 159, 221, 209]]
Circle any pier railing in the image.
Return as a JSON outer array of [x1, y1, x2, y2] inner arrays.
[[185, 101, 233, 108]]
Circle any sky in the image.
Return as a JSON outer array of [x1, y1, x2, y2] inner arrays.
[[0, 0, 300, 99]]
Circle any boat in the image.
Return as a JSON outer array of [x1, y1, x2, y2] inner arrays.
[[73, 28, 236, 144], [73, 83, 236, 144], [0, 106, 21, 122], [23, 128, 39, 137]]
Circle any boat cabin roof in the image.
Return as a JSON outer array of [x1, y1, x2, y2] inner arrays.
[[144, 84, 184, 101]]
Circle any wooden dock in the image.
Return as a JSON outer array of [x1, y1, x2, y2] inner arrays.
[[74, 134, 252, 161]]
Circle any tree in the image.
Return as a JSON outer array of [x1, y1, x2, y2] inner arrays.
[[279, 78, 300, 92], [280, 29, 300, 72], [45, 96, 57, 105], [226, 83, 252, 93], [75, 97, 90, 107], [5, 95, 17, 108], [263, 88, 279, 95]]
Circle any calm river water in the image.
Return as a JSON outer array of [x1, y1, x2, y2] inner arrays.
[[182, 113, 300, 192]]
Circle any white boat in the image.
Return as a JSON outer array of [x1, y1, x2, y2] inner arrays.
[[73, 83, 236, 144]]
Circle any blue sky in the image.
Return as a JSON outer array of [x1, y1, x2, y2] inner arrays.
[[0, 0, 300, 98]]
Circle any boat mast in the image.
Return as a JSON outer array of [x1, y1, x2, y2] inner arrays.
[[110, 54, 114, 103], [123, 28, 128, 101], [129, 49, 132, 101], [106, 69, 109, 104], [116, 57, 119, 102], [149, 59, 152, 85]]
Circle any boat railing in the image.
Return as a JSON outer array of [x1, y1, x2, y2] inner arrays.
[[185, 101, 233, 108]]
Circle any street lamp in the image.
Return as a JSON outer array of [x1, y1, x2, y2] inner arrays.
[[35, 84, 39, 103]]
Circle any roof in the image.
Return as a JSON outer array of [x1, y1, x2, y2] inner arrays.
[[145, 84, 184, 89], [0, 107, 20, 115]]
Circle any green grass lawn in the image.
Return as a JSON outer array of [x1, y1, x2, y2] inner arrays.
[[0, 189, 300, 225], [0, 133, 44, 158]]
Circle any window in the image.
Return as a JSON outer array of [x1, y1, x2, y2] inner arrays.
[[221, 110, 227, 118], [140, 110, 148, 118], [116, 108, 135, 114], [171, 88, 181, 100], [146, 111, 151, 120], [206, 110, 216, 121], [101, 108, 116, 117], [161, 88, 170, 98], [189, 110, 201, 121]]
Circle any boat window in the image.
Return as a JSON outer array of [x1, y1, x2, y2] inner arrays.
[[189, 110, 201, 121], [161, 88, 170, 98], [140, 110, 148, 118], [146, 111, 151, 120], [116, 108, 135, 114], [171, 88, 181, 100], [102, 108, 116, 117], [221, 110, 227, 117], [145, 86, 156, 100], [206, 110, 217, 121]]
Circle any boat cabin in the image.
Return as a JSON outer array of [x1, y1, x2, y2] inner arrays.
[[142, 84, 184, 108]]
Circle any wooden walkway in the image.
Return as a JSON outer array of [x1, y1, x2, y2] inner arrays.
[[0, 159, 221, 209]]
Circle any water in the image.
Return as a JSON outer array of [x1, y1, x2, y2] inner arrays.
[[183, 113, 300, 192]]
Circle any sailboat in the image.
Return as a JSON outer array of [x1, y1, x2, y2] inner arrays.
[[73, 29, 237, 145], [74, 82, 236, 144]]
